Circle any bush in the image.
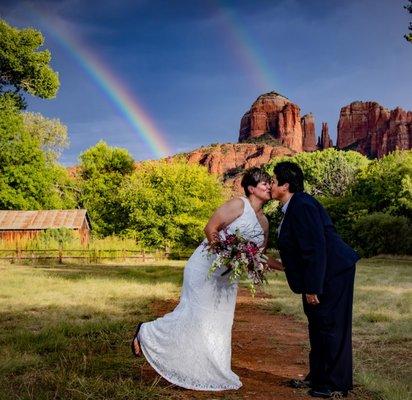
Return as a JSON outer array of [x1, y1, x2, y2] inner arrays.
[[120, 160, 225, 249], [33, 228, 77, 249], [265, 148, 369, 197], [319, 195, 368, 246], [352, 151, 412, 218], [352, 212, 412, 257]]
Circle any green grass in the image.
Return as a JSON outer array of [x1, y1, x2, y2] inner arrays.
[[0, 261, 185, 400], [1, 259, 410, 400], [262, 257, 412, 400]]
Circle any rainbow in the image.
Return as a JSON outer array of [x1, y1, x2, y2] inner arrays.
[[212, 2, 277, 92], [25, 4, 171, 159]]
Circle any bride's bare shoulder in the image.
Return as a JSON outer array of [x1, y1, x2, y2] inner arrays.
[[223, 197, 245, 210], [214, 197, 245, 220]]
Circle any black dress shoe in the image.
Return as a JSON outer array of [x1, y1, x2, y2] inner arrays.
[[308, 388, 348, 398], [289, 378, 312, 388]]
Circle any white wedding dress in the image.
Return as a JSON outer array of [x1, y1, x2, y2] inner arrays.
[[138, 197, 264, 391]]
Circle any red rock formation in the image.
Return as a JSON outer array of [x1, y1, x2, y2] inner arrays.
[[301, 113, 317, 151], [182, 143, 294, 175], [239, 92, 303, 153], [169, 143, 295, 194], [337, 101, 412, 158], [318, 122, 333, 149]]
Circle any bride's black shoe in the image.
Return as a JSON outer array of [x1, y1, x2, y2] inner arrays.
[[131, 322, 143, 357]]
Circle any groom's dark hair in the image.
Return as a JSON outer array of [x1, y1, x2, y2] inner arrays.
[[241, 167, 271, 197], [273, 161, 304, 193]]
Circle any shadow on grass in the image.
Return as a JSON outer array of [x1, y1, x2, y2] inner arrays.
[[0, 262, 188, 399], [0, 300, 175, 399], [32, 262, 185, 286]]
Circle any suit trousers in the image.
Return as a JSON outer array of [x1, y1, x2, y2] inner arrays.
[[303, 266, 356, 392]]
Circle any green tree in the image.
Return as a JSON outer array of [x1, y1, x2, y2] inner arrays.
[[263, 149, 369, 248], [0, 96, 76, 209], [0, 19, 59, 108], [78, 141, 135, 236], [351, 150, 412, 217], [317, 151, 411, 252], [119, 160, 225, 249], [405, 0, 412, 42], [265, 148, 369, 198], [22, 112, 69, 162]]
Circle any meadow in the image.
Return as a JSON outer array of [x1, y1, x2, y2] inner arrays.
[[263, 257, 412, 400], [0, 258, 410, 400]]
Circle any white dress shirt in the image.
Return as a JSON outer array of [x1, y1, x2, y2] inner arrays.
[[277, 195, 293, 237]]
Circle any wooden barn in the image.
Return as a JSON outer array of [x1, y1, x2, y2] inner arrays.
[[0, 210, 91, 244]]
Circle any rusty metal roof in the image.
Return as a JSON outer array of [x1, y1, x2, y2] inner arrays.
[[0, 210, 91, 230]]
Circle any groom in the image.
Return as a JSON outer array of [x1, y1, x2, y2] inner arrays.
[[268, 161, 359, 398]]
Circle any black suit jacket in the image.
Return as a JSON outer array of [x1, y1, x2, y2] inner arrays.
[[277, 192, 359, 295]]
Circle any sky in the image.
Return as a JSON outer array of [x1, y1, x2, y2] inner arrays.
[[1, 0, 412, 165]]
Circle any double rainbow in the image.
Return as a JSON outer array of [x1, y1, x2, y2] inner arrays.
[[26, 5, 171, 159], [213, 1, 276, 92]]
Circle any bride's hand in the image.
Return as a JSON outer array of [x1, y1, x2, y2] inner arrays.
[[208, 232, 221, 248]]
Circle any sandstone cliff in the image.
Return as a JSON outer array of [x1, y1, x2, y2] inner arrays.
[[170, 143, 295, 193], [337, 101, 412, 158], [239, 92, 303, 152]]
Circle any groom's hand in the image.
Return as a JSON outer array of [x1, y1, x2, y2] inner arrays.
[[262, 255, 284, 271], [305, 294, 320, 305]]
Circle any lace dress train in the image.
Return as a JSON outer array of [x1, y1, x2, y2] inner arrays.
[[138, 197, 264, 391]]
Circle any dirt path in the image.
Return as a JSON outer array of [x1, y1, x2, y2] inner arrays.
[[138, 289, 364, 400]]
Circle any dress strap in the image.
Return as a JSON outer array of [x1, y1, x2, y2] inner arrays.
[[240, 196, 252, 213]]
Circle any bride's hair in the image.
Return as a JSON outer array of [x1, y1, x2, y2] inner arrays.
[[241, 167, 271, 197]]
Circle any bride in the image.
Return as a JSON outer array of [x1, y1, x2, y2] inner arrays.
[[131, 167, 282, 391]]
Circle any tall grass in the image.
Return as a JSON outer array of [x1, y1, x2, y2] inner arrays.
[[0, 261, 185, 400], [262, 258, 412, 400], [0, 234, 168, 264], [0, 233, 148, 251]]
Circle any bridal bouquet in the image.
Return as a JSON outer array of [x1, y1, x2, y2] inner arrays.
[[203, 228, 268, 294]]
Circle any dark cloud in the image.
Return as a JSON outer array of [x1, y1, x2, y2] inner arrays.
[[2, 0, 411, 164]]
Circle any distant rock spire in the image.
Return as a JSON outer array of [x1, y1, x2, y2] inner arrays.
[[301, 113, 317, 152], [318, 122, 333, 149]]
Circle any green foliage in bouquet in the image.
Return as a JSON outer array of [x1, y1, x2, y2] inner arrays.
[[119, 160, 225, 249]]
